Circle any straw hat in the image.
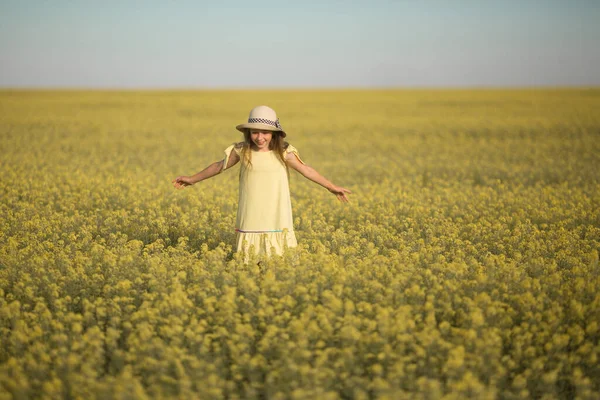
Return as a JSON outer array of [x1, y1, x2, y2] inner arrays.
[[236, 105, 286, 137]]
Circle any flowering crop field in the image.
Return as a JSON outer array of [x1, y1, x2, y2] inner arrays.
[[1, 89, 599, 399]]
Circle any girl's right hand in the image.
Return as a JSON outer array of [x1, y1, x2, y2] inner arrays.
[[172, 176, 194, 189], [328, 185, 352, 202]]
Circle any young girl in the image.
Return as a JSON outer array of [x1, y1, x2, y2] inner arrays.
[[172, 105, 351, 258]]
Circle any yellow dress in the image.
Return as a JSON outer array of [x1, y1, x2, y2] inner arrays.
[[222, 143, 304, 257]]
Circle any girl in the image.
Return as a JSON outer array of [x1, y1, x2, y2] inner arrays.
[[172, 105, 351, 258]]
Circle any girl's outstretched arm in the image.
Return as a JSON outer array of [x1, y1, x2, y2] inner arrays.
[[286, 152, 351, 202], [172, 150, 240, 189]]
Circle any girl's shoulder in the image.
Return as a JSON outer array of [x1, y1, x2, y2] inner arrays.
[[283, 142, 301, 153], [224, 142, 246, 159], [227, 142, 246, 155], [283, 142, 300, 152], [282, 142, 304, 164]]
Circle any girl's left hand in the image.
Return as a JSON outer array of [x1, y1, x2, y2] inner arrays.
[[329, 186, 352, 202], [172, 176, 194, 189]]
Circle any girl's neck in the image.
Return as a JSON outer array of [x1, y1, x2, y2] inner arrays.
[[250, 144, 271, 152]]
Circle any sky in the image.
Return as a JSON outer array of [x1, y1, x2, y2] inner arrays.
[[0, 0, 599, 88]]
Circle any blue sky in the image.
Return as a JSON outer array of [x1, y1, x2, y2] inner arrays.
[[1, 0, 598, 88]]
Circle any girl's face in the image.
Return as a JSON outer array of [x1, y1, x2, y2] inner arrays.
[[250, 129, 273, 151]]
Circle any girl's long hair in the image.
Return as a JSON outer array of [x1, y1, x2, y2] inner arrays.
[[241, 130, 289, 172]]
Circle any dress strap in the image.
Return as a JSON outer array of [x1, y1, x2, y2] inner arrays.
[[285, 144, 305, 164], [222, 143, 243, 171]]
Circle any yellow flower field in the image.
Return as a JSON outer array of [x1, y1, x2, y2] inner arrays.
[[0, 89, 599, 399]]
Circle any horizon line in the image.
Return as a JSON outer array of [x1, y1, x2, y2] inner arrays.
[[1, 85, 599, 92]]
